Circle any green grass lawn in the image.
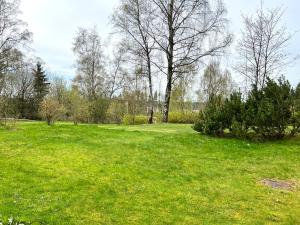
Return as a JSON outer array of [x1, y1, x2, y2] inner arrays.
[[0, 122, 299, 225]]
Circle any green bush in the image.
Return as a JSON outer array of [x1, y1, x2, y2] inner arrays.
[[193, 95, 227, 136], [123, 114, 148, 125], [290, 114, 300, 136], [168, 111, 198, 124], [231, 117, 248, 137], [88, 98, 110, 124], [193, 76, 300, 140], [245, 77, 293, 138]]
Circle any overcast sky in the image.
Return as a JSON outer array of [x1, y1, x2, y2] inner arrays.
[[20, 0, 299, 85]]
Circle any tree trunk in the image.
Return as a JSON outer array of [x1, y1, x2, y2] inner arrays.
[[162, 1, 174, 123], [133, 72, 138, 125], [147, 53, 154, 124], [162, 74, 172, 123], [73, 116, 78, 126], [4, 112, 7, 126]]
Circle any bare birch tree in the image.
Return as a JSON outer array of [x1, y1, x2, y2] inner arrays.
[[105, 45, 128, 100], [113, 0, 156, 123], [148, 0, 231, 122], [0, 0, 31, 92], [199, 61, 235, 102], [72, 27, 105, 100], [237, 6, 295, 90], [15, 55, 34, 118]]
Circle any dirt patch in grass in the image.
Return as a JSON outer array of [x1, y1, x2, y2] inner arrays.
[[261, 179, 296, 191]]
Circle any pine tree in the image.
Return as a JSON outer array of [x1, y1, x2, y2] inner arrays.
[[32, 62, 49, 119], [33, 62, 49, 101]]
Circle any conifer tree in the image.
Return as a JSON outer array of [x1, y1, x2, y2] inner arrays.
[[32, 62, 49, 118], [33, 62, 49, 100]]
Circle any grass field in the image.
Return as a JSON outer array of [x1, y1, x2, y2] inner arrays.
[[0, 122, 299, 225]]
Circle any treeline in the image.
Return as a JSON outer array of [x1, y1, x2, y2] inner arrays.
[[0, 0, 299, 137], [0, 51, 197, 126], [0, 60, 50, 121], [0, 48, 198, 126], [0, 0, 202, 126]]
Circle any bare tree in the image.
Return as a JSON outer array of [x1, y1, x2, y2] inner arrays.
[[49, 76, 68, 105], [69, 85, 89, 125], [0, 0, 31, 91], [72, 27, 105, 100], [39, 97, 65, 126], [170, 71, 194, 113], [105, 45, 128, 100], [15, 56, 34, 118], [237, 6, 295, 90], [0, 48, 34, 120], [148, 0, 231, 122], [198, 61, 235, 102], [113, 0, 156, 123]]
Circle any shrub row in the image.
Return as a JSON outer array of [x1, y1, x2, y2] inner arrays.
[[122, 114, 148, 125], [194, 77, 300, 140], [122, 112, 198, 125], [156, 111, 198, 124], [168, 111, 198, 124]]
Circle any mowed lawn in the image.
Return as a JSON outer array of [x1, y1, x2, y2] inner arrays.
[[0, 122, 299, 225]]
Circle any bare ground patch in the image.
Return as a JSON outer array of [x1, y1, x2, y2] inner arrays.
[[261, 179, 296, 191]]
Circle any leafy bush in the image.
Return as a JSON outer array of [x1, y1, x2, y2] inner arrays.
[[123, 115, 148, 125], [168, 111, 198, 124]]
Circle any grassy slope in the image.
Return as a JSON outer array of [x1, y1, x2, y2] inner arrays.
[[0, 122, 299, 225]]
